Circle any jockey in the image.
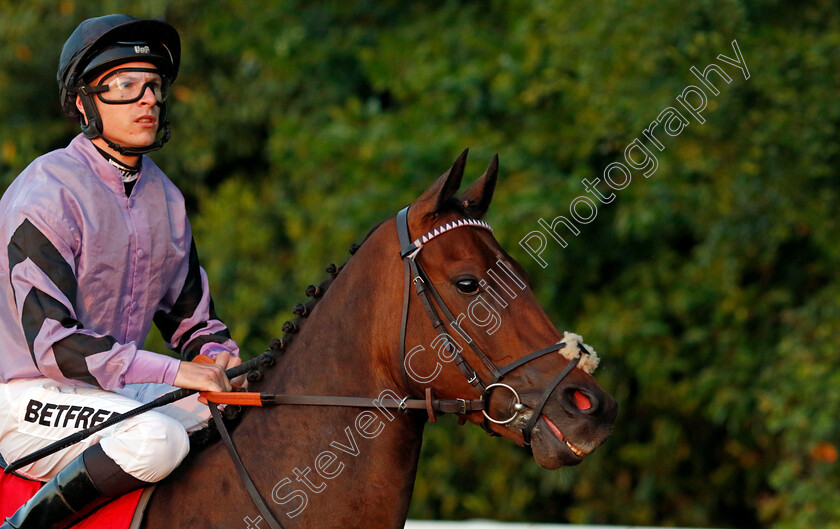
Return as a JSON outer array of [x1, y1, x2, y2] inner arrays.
[[0, 15, 241, 529]]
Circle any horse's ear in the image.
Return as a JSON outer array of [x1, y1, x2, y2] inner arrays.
[[459, 153, 498, 219], [413, 148, 468, 215]]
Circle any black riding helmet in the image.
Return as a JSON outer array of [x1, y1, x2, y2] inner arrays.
[[57, 14, 181, 156]]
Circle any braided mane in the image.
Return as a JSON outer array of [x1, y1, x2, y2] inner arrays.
[[268, 219, 386, 359]]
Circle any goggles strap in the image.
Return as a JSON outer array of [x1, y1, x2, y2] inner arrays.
[[99, 124, 170, 156]]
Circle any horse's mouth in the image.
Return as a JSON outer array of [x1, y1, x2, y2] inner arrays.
[[542, 415, 587, 458]]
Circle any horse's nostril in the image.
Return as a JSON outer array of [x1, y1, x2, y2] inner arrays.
[[573, 390, 591, 411]]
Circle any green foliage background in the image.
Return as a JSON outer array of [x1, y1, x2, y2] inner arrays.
[[2, 1, 838, 527]]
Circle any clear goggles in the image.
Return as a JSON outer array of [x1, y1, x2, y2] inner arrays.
[[86, 68, 171, 104]]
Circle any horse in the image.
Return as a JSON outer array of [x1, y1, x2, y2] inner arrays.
[[138, 150, 618, 528]]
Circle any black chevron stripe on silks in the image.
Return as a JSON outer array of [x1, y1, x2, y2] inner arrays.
[[153, 237, 229, 360], [8, 218, 116, 386]]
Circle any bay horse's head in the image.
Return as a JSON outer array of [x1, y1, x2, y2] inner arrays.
[[377, 149, 617, 470]]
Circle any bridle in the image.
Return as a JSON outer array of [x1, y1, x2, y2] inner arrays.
[[395, 206, 589, 445]]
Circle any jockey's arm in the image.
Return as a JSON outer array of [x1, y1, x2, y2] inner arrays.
[[152, 238, 241, 366]]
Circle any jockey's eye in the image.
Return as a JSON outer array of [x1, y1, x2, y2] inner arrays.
[[455, 277, 480, 295]]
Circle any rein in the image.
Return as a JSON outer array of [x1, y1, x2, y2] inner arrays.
[[201, 378, 484, 529], [201, 389, 485, 415]]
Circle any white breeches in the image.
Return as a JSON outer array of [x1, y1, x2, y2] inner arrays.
[[0, 378, 209, 483]]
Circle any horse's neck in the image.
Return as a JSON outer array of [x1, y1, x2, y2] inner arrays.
[[147, 249, 425, 528], [230, 258, 424, 527], [263, 249, 409, 397]]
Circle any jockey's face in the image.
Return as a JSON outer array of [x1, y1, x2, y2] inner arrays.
[[75, 61, 162, 163]]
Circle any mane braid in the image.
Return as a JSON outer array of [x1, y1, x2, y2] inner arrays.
[[275, 262, 344, 353], [271, 218, 387, 353], [187, 259, 351, 450]]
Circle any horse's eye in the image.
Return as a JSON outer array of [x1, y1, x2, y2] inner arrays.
[[455, 278, 480, 295]]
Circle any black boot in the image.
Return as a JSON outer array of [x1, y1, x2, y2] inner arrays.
[[1, 444, 149, 529]]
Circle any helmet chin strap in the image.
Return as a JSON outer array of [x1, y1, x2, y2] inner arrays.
[[99, 121, 171, 156], [78, 92, 171, 156]]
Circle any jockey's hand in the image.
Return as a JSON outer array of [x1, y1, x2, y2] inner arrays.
[[173, 353, 232, 392]]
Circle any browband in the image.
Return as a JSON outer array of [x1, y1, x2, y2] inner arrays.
[[400, 218, 493, 259]]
